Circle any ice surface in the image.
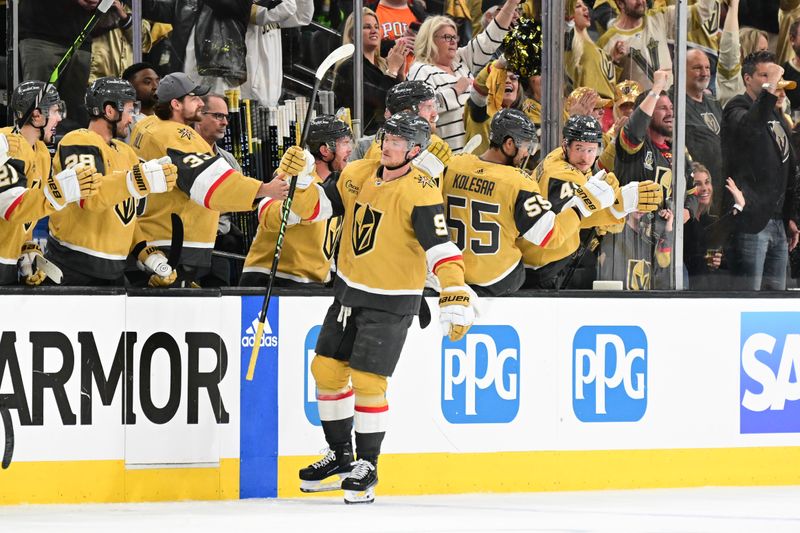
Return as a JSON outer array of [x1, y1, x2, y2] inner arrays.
[[2, 486, 800, 533]]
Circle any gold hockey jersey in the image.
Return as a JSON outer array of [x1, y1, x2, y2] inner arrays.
[[442, 153, 581, 295], [48, 129, 140, 279], [243, 171, 341, 284], [520, 147, 623, 268], [130, 116, 262, 267], [289, 158, 465, 315], [0, 129, 51, 284]]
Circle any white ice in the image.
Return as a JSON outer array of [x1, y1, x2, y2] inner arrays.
[[2, 486, 800, 533]]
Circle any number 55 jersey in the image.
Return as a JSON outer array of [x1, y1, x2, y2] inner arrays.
[[441, 153, 582, 296]]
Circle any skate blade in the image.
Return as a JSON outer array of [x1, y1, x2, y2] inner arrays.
[[300, 473, 349, 493], [344, 487, 375, 504]]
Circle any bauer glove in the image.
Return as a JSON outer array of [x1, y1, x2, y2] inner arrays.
[[413, 138, 452, 177], [565, 172, 615, 218], [0, 132, 21, 166], [44, 164, 102, 210], [609, 180, 663, 218], [439, 285, 477, 342], [18, 241, 46, 286]]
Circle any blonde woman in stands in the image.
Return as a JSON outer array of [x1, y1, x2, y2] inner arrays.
[[406, 0, 520, 151], [566, 0, 618, 100]]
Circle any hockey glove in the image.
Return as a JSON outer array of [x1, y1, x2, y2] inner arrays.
[[279, 146, 310, 176], [0, 132, 21, 166], [439, 285, 477, 342], [413, 138, 452, 178], [127, 157, 178, 199], [609, 180, 663, 218], [44, 164, 101, 210], [18, 241, 46, 286], [137, 246, 177, 287], [565, 174, 615, 218]]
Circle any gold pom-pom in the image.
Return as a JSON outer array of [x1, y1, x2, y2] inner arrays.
[[503, 18, 543, 78]]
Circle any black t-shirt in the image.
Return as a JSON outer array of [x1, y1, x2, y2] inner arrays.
[[20, 0, 94, 50], [685, 95, 723, 184], [782, 61, 800, 111]]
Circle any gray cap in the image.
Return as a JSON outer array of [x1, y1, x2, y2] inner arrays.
[[156, 72, 209, 101]]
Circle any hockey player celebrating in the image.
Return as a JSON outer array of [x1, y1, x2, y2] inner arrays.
[[356, 81, 440, 161], [277, 111, 474, 504], [240, 115, 352, 286], [47, 77, 178, 286], [0, 82, 102, 285], [130, 73, 288, 286], [521, 114, 663, 289], [442, 108, 617, 296]]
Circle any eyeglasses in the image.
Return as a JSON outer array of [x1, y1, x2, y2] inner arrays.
[[202, 111, 229, 121], [435, 34, 458, 43]]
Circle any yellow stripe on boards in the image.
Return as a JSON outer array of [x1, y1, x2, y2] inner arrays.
[[277, 447, 800, 498], [0, 459, 240, 505]]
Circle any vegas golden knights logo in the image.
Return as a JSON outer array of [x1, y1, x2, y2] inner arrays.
[[655, 166, 672, 198], [702, 112, 721, 135], [601, 52, 615, 82], [626, 259, 651, 291], [114, 197, 137, 226], [323, 217, 342, 260], [352, 202, 382, 256], [702, 1, 721, 36]]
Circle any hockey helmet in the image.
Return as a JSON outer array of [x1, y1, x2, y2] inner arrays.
[[380, 111, 431, 151], [562, 114, 603, 144], [11, 81, 65, 122], [305, 115, 352, 154], [86, 77, 139, 117], [385, 81, 436, 115], [489, 108, 537, 148]]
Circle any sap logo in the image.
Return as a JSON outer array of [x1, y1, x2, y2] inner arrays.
[[740, 313, 800, 434], [442, 326, 520, 424], [241, 314, 278, 348], [304, 326, 322, 426], [573, 326, 647, 422]]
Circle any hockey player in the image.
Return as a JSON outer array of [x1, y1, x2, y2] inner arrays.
[[0, 82, 102, 285], [442, 108, 617, 296], [130, 72, 289, 285], [277, 111, 474, 504], [521, 114, 663, 289], [240, 115, 351, 286], [356, 80, 440, 161], [47, 77, 178, 286]]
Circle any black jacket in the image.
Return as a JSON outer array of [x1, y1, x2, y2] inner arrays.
[[721, 90, 800, 234], [143, 0, 250, 77]]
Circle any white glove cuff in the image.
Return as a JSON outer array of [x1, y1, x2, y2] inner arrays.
[[0, 133, 10, 166], [143, 253, 172, 277], [412, 150, 445, 177], [143, 159, 168, 193], [563, 195, 591, 218], [126, 170, 146, 200], [295, 150, 316, 189], [45, 168, 81, 210]]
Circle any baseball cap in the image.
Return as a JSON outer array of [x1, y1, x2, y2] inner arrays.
[[615, 80, 643, 105], [778, 79, 797, 90], [156, 72, 209, 101]]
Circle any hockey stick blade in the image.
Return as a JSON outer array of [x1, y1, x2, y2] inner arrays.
[[315, 44, 355, 81], [35, 255, 63, 284], [460, 134, 482, 155]]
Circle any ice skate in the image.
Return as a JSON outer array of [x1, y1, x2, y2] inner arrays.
[[299, 444, 353, 493], [342, 459, 377, 504]]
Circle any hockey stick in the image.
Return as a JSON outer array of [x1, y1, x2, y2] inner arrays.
[[246, 43, 354, 382], [459, 134, 482, 155], [13, 0, 114, 133], [1, 406, 13, 469]]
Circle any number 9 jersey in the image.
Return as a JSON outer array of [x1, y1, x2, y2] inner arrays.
[[442, 153, 582, 296]]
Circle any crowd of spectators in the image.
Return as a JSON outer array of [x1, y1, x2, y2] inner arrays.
[[4, 0, 800, 292]]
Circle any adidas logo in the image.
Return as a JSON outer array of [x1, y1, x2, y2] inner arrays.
[[241, 314, 278, 348]]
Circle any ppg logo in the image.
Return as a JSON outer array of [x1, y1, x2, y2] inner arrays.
[[304, 326, 322, 426], [740, 313, 800, 434], [573, 326, 647, 422], [442, 326, 520, 424]]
